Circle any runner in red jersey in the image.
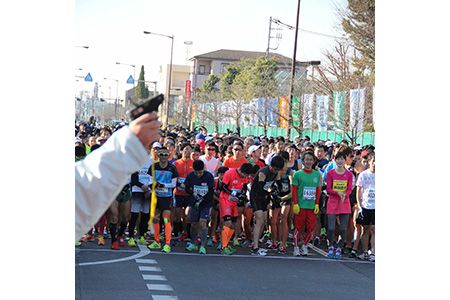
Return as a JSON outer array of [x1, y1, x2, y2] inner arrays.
[[223, 141, 249, 169], [219, 163, 253, 254], [173, 143, 194, 242]]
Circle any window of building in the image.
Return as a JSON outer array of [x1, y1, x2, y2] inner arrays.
[[199, 65, 206, 75]]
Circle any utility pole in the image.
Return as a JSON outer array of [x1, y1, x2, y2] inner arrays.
[[286, 0, 302, 140], [266, 17, 272, 57]]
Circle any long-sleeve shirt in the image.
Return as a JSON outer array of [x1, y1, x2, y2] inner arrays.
[[75, 127, 149, 241], [325, 169, 353, 214]]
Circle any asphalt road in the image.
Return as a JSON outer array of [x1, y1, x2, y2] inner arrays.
[[76, 239, 374, 300]]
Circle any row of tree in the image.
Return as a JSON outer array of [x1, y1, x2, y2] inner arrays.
[[191, 0, 374, 144]]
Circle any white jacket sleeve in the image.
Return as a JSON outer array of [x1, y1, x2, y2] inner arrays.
[[75, 126, 150, 241]]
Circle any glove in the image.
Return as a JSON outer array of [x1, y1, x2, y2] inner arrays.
[[293, 203, 300, 215], [314, 204, 319, 215]]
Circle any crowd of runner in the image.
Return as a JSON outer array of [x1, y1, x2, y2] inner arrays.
[[75, 121, 375, 262]]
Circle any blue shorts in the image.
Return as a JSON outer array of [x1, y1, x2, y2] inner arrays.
[[190, 205, 212, 223], [174, 195, 194, 208]]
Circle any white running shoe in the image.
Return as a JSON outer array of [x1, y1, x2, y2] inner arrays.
[[252, 248, 267, 256], [301, 245, 308, 256], [293, 246, 301, 257], [369, 253, 375, 262]]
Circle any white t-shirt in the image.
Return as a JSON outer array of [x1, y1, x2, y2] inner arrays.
[[356, 169, 375, 209], [200, 155, 219, 175], [131, 155, 153, 193]]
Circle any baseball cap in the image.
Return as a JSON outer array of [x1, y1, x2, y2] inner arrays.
[[247, 145, 261, 156], [152, 141, 162, 149], [74, 137, 82, 144]]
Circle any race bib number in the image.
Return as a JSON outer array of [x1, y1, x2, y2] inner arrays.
[[263, 181, 274, 191], [156, 187, 169, 194], [333, 180, 347, 193], [228, 188, 241, 201], [303, 187, 316, 201], [366, 188, 375, 204], [177, 177, 186, 191], [138, 169, 151, 186], [194, 185, 208, 197]]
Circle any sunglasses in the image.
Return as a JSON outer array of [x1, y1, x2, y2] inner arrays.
[[207, 148, 216, 151], [158, 153, 169, 157], [233, 148, 243, 151]]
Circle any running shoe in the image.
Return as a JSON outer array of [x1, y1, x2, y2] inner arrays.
[[334, 247, 342, 260], [212, 235, 218, 244], [288, 232, 294, 240], [313, 237, 320, 247], [128, 237, 136, 247], [206, 237, 213, 247], [278, 246, 287, 255], [185, 242, 198, 252], [251, 248, 267, 256], [222, 246, 234, 255], [293, 246, 301, 257], [327, 246, 335, 258], [148, 241, 161, 249], [138, 236, 148, 245], [117, 236, 126, 247], [320, 227, 327, 237], [349, 249, 358, 258], [232, 237, 240, 247], [97, 236, 105, 246], [358, 252, 370, 261], [75, 241, 81, 247], [216, 242, 222, 251], [199, 246, 207, 255], [170, 238, 179, 247], [265, 239, 273, 248], [227, 245, 237, 254], [162, 244, 171, 253], [263, 230, 271, 239], [81, 234, 94, 242], [343, 246, 351, 256], [301, 245, 309, 256], [240, 240, 252, 248], [369, 253, 375, 262], [111, 241, 120, 250]]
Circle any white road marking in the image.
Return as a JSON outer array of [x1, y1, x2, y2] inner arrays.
[[151, 296, 179, 300], [147, 284, 174, 291], [135, 259, 157, 264], [142, 274, 167, 281], [139, 266, 162, 272], [78, 244, 150, 266]]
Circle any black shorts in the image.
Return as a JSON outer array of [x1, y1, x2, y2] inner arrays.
[[252, 197, 269, 212], [156, 197, 172, 212], [356, 208, 375, 225]]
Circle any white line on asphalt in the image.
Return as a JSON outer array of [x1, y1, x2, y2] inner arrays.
[[77, 244, 149, 266], [142, 274, 167, 281], [147, 249, 374, 264], [147, 284, 174, 291], [152, 295, 179, 300], [135, 259, 157, 264], [139, 266, 162, 272]]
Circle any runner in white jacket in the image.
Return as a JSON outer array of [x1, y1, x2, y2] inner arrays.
[[75, 112, 161, 241]]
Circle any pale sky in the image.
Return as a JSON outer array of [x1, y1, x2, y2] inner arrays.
[[75, 0, 348, 99]]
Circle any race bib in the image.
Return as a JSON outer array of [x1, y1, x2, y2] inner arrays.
[[156, 187, 169, 195], [177, 177, 186, 191], [194, 185, 208, 197], [228, 188, 241, 201], [281, 182, 289, 192], [332, 180, 347, 193], [138, 169, 151, 186], [263, 181, 274, 191], [366, 188, 375, 204], [303, 187, 316, 201]]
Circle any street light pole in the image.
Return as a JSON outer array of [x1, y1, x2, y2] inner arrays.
[[104, 77, 119, 120], [143, 31, 174, 129], [116, 61, 136, 87], [286, 0, 302, 141]]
